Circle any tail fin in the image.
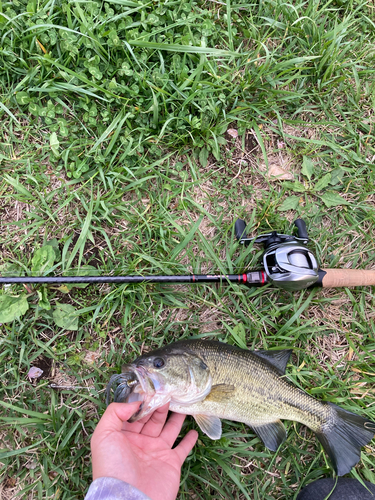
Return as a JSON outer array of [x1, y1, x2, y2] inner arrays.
[[316, 403, 375, 476]]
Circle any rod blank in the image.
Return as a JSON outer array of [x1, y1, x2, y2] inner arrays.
[[0, 271, 266, 286]]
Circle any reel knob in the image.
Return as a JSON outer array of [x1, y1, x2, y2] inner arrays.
[[235, 219, 248, 242]]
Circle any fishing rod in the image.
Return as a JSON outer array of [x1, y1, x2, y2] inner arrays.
[[1, 219, 375, 291]]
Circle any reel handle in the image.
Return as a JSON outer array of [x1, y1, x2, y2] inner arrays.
[[235, 217, 309, 245]]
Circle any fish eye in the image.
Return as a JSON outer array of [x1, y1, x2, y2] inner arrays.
[[153, 357, 165, 369]]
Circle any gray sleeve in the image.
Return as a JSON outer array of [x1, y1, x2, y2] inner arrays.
[[84, 477, 152, 500]]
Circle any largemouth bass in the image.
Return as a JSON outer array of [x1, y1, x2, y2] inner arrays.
[[106, 339, 375, 476]]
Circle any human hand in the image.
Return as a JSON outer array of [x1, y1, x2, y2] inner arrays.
[[91, 402, 198, 500]]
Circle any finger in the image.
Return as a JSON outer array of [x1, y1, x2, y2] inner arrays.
[[140, 403, 170, 437], [173, 430, 198, 465], [160, 412, 186, 447], [92, 402, 141, 439], [121, 407, 157, 433], [121, 419, 146, 434], [122, 403, 169, 434]]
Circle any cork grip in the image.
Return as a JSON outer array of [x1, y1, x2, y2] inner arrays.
[[321, 269, 375, 288]]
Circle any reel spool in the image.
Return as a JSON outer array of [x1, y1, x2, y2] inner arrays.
[[235, 218, 319, 291]]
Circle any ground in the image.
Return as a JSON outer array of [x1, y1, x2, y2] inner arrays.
[[1, 0, 375, 498]]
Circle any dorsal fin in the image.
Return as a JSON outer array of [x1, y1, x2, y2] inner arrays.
[[252, 349, 292, 374]]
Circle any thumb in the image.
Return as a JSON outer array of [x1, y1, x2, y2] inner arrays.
[[93, 402, 141, 436]]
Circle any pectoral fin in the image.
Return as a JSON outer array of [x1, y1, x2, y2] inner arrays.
[[251, 420, 287, 451], [194, 414, 222, 440], [204, 384, 235, 402]]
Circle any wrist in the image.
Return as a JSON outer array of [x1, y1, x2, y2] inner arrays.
[[85, 477, 152, 500]]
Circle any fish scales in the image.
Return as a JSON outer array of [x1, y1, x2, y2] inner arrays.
[[168, 340, 328, 431]]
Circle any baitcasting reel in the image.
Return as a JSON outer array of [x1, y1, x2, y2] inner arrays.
[[235, 218, 319, 292]]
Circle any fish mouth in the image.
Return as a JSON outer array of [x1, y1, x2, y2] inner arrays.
[[106, 365, 156, 422]]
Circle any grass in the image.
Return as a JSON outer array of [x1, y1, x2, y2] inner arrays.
[[1, 0, 375, 497]]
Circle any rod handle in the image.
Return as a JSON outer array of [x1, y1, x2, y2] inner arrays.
[[320, 269, 375, 288]]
